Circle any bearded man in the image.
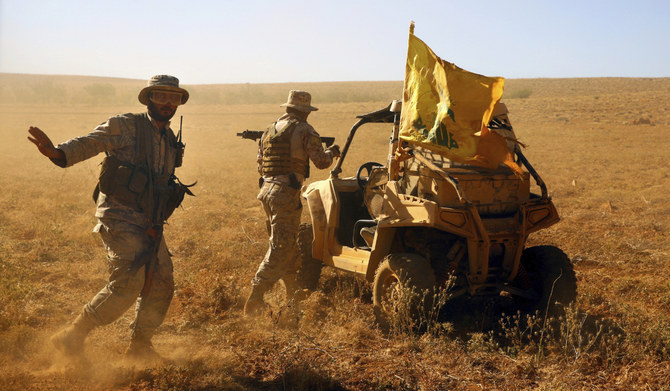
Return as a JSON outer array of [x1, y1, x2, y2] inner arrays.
[[28, 75, 192, 361]]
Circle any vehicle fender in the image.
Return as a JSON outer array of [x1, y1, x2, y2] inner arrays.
[[303, 184, 327, 260], [365, 224, 397, 282], [521, 199, 560, 235]]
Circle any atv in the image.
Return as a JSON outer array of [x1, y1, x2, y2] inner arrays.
[[297, 100, 576, 323]]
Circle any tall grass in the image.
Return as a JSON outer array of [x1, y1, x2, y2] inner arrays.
[[2, 75, 670, 389]]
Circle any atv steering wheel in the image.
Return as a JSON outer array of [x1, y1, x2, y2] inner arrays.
[[356, 162, 383, 191]]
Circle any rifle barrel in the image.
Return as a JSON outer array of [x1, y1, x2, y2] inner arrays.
[[237, 130, 334, 146]]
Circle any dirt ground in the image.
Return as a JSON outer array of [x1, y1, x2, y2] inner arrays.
[[1, 75, 669, 390]]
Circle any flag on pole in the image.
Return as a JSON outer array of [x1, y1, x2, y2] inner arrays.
[[399, 23, 521, 174]]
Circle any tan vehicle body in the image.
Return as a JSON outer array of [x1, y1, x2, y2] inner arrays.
[[305, 169, 559, 291], [300, 101, 575, 315]]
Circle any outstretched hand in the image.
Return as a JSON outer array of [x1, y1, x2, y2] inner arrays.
[[28, 126, 64, 160]]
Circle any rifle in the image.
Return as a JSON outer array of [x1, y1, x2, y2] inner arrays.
[[237, 130, 335, 147], [127, 225, 163, 297]]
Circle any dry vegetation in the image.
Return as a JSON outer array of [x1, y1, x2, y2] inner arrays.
[[1, 74, 669, 390]]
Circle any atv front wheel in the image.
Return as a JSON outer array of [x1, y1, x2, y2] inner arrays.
[[514, 245, 577, 315], [373, 253, 436, 328]]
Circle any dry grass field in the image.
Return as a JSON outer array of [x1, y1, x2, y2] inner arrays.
[[1, 74, 669, 390]]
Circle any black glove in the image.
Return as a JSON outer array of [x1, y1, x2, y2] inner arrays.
[[327, 144, 341, 158]]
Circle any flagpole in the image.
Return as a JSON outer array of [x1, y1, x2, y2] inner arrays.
[[390, 21, 415, 181]]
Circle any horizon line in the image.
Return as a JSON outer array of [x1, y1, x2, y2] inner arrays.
[[2, 72, 669, 86]]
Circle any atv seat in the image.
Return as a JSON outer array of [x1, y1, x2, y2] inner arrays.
[[363, 166, 388, 219], [360, 226, 377, 247], [353, 219, 376, 249]]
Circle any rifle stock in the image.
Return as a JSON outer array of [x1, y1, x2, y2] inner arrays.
[[127, 226, 163, 292]]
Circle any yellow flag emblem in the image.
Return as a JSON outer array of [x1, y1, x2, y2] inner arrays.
[[399, 25, 521, 174]]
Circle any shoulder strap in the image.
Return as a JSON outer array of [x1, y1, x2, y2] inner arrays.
[[272, 118, 300, 135], [135, 114, 152, 170], [135, 114, 157, 222]]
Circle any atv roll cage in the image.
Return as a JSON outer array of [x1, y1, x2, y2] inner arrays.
[[330, 102, 550, 201]]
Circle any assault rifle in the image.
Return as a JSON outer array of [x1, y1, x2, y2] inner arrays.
[[237, 130, 335, 147], [127, 225, 163, 297]]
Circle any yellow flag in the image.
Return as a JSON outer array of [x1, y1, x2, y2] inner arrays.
[[399, 25, 520, 173]]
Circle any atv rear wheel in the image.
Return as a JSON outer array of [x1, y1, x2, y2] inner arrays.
[[514, 245, 577, 315], [373, 253, 436, 328], [295, 223, 322, 291]]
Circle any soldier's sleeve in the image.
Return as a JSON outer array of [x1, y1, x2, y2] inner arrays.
[[56, 114, 133, 167], [302, 124, 334, 169]]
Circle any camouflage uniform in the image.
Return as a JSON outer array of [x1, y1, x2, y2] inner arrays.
[[57, 112, 177, 343], [251, 113, 334, 293]]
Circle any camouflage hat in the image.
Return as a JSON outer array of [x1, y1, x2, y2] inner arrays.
[[138, 75, 189, 105], [280, 90, 318, 112]]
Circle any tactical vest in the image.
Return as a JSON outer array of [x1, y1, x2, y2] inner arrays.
[[94, 114, 192, 225], [261, 119, 308, 177]]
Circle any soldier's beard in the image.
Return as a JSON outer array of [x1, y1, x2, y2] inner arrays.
[[147, 101, 177, 122]]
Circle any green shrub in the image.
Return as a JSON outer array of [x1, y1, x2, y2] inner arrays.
[[507, 88, 533, 99]]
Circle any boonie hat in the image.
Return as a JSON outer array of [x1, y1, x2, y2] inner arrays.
[[138, 75, 189, 105], [280, 90, 318, 112]]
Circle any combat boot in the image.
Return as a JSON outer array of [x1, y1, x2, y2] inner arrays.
[[125, 336, 163, 364], [50, 314, 96, 356], [244, 284, 270, 316], [282, 274, 311, 303]]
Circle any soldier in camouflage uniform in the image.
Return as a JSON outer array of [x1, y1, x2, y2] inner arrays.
[[244, 90, 340, 316], [27, 75, 190, 361]]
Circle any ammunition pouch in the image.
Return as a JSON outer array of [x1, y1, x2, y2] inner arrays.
[[157, 177, 195, 222], [94, 155, 150, 209], [93, 155, 194, 223]]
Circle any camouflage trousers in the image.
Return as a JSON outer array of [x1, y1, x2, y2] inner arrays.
[[81, 220, 174, 341], [251, 181, 302, 289]]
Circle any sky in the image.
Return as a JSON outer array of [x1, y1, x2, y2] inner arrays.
[[0, 0, 668, 85]]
